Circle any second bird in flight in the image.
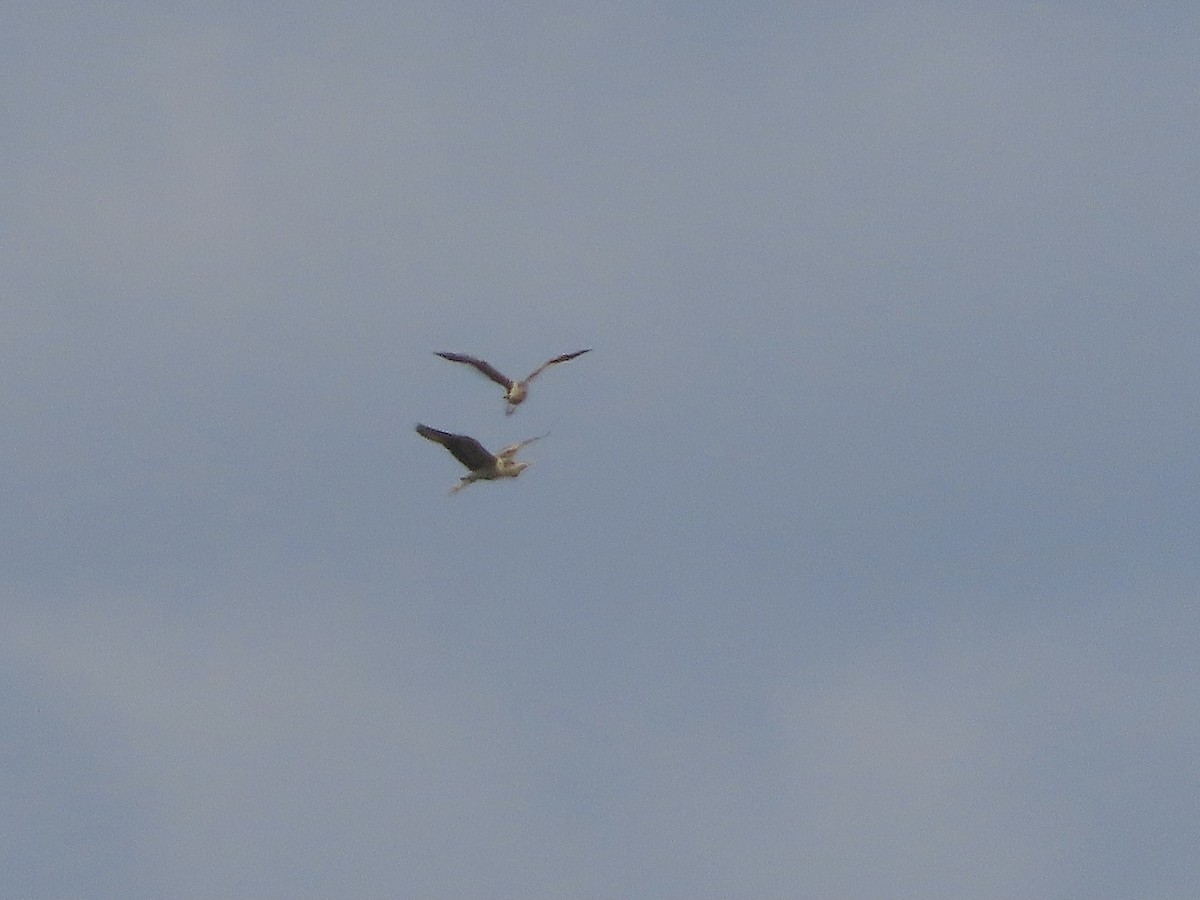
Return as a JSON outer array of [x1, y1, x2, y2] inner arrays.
[[434, 349, 592, 414]]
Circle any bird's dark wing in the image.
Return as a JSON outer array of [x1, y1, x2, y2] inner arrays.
[[416, 424, 494, 471], [434, 352, 513, 388], [523, 348, 592, 383]]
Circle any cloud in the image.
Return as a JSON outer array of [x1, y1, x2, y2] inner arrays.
[[3, 583, 584, 896], [769, 587, 1200, 897]]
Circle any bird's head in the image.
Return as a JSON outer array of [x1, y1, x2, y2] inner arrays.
[[496, 457, 529, 478]]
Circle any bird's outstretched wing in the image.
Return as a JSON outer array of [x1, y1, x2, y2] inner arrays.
[[498, 433, 549, 459], [434, 352, 513, 388], [523, 349, 592, 384], [416, 424, 494, 471]]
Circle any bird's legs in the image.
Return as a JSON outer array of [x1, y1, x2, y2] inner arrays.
[[450, 474, 478, 495]]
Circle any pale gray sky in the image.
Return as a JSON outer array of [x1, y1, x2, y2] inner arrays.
[[4, 4, 1199, 898]]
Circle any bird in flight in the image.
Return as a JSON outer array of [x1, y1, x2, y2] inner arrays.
[[416, 424, 547, 494], [434, 349, 592, 414]]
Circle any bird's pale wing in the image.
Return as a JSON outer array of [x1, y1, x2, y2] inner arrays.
[[434, 352, 513, 388], [523, 348, 592, 383], [498, 432, 548, 459], [416, 424, 494, 471]]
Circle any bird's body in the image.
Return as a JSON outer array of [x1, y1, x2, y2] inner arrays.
[[434, 349, 591, 414], [416, 424, 545, 493]]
